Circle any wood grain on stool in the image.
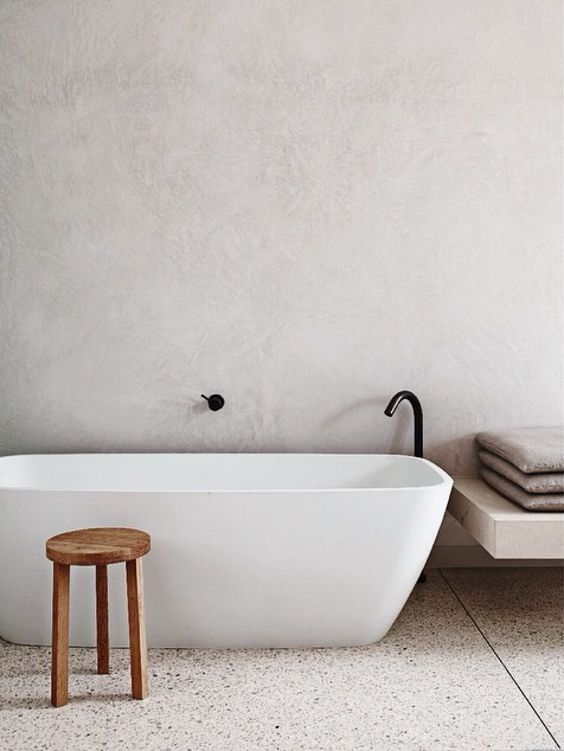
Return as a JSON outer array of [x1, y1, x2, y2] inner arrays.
[[126, 558, 148, 699], [46, 527, 150, 566], [51, 562, 70, 708], [46, 527, 151, 707], [95, 565, 109, 674]]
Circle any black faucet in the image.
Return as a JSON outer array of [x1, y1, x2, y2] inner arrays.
[[384, 390, 423, 458], [385, 390, 427, 583]]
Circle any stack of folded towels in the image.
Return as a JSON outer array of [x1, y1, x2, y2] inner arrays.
[[475, 426, 564, 511]]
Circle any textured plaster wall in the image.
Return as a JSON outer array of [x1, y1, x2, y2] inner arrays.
[[0, 1, 562, 545]]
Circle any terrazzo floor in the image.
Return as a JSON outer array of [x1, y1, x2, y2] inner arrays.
[[0, 568, 562, 751]]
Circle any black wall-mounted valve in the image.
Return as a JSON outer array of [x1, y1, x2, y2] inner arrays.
[[201, 394, 225, 411]]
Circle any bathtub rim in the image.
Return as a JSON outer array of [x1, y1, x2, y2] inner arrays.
[[0, 452, 453, 494]]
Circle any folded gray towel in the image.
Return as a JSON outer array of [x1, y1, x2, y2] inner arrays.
[[481, 468, 564, 511], [479, 451, 564, 493], [476, 427, 564, 473]]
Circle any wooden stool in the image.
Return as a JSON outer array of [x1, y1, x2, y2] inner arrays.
[[45, 527, 151, 707]]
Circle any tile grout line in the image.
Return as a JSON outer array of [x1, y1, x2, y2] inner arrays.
[[437, 568, 561, 750]]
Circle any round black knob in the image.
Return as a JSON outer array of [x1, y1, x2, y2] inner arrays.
[[201, 394, 225, 411]]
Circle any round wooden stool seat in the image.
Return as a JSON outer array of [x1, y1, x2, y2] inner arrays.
[[46, 527, 151, 566]]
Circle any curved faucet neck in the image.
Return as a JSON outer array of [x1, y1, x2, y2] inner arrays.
[[384, 390, 424, 458]]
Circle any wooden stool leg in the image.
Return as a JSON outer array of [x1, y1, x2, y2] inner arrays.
[[95, 565, 110, 674], [125, 558, 148, 699], [51, 562, 70, 707]]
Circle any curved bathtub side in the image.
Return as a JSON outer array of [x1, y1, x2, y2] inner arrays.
[[0, 478, 452, 648], [347, 480, 453, 645]]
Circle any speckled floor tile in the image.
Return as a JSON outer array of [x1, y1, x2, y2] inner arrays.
[[442, 566, 564, 748], [0, 570, 557, 751]]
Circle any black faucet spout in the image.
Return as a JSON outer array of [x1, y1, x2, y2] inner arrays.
[[384, 390, 423, 458]]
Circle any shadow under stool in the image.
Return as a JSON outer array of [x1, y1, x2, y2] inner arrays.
[[45, 527, 151, 707]]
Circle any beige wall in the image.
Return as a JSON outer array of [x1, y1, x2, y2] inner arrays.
[[0, 1, 562, 546]]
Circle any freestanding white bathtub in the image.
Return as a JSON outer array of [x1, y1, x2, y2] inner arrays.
[[0, 453, 452, 648]]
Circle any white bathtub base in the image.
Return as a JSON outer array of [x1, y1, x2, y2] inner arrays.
[[0, 454, 452, 648]]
